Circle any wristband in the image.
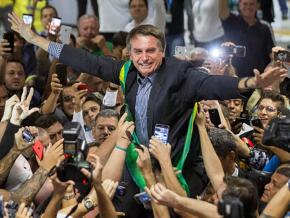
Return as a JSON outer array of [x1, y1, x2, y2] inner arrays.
[[115, 145, 127, 152]]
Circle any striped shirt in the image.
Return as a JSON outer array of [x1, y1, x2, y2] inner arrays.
[[48, 42, 64, 59]]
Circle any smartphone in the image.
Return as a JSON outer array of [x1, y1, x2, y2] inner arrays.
[[3, 32, 14, 53], [32, 140, 44, 160], [251, 118, 263, 129], [22, 129, 35, 143], [154, 124, 170, 144], [134, 192, 151, 204], [22, 14, 33, 25], [116, 185, 126, 196], [208, 108, 221, 127], [274, 50, 290, 62], [49, 17, 62, 35], [77, 83, 88, 91], [174, 46, 187, 57], [55, 63, 67, 86], [60, 25, 72, 45]]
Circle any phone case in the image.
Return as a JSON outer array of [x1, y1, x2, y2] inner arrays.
[[208, 109, 221, 127], [32, 140, 44, 160]]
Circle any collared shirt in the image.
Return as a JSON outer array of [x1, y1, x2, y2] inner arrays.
[[135, 73, 156, 145]]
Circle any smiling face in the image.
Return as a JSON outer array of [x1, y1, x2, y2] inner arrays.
[[257, 98, 279, 128], [129, 35, 164, 77], [239, 0, 258, 19], [79, 17, 99, 40]]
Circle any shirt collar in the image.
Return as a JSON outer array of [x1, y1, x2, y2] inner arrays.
[[137, 72, 157, 85]]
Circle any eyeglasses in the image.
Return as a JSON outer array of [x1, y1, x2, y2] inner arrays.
[[257, 105, 277, 113], [63, 95, 74, 102]]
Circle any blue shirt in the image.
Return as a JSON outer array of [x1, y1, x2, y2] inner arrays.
[[135, 73, 156, 145]]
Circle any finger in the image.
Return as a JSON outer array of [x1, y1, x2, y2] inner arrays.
[[21, 86, 27, 102], [119, 112, 128, 125], [26, 87, 34, 104], [52, 138, 64, 148], [17, 202, 26, 214], [27, 107, 40, 116], [81, 168, 91, 178]]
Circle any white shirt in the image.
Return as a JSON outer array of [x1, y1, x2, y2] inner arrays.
[[5, 155, 33, 191], [125, 16, 155, 32], [193, 0, 224, 42], [148, 0, 166, 33], [98, 0, 131, 32]]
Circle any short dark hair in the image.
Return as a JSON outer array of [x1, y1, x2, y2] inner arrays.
[[40, 5, 58, 18], [84, 94, 102, 106], [223, 176, 258, 218], [126, 25, 165, 51], [208, 128, 237, 159], [276, 165, 290, 178], [260, 90, 285, 111], [6, 58, 26, 74], [112, 31, 128, 48], [129, 0, 148, 8], [35, 114, 63, 129], [95, 109, 119, 122]]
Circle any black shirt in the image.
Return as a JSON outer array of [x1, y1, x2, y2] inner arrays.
[[165, 0, 184, 35], [222, 14, 274, 77]]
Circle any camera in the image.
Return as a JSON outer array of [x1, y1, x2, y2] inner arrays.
[[223, 45, 246, 57], [57, 122, 92, 198], [218, 196, 244, 218], [274, 50, 290, 62], [262, 117, 290, 153]]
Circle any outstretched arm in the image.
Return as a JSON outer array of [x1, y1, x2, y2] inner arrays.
[[219, 0, 230, 20]]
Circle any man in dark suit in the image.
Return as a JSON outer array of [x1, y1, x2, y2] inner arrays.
[[8, 14, 288, 217]]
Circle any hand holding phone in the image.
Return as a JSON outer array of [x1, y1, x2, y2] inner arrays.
[[3, 32, 14, 53], [32, 140, 44, 160], [154, 124, 170, 144], [251, 118, 263, 129], [274, 50, 290, 63], [134, 192, 151, 204], [55, 63, 67, 86], [22, 14, 33, 25], [49, 17, 62, 35], [208, 108, 221, 127]]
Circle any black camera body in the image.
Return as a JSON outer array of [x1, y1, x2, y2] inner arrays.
[[57, 122, 91, 198], [263, 117, 290, 153], [218, 196, 244, 218], [223, 45, 246, 58]]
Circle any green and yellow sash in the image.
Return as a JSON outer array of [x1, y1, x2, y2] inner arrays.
[[119, 60, 197, 195]]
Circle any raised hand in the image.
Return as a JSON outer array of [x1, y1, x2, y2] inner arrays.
[[0, 38, 12, 58], [1, 94, 20, 122], [115, 112, 135, 147], [253, 67, 288, 89], [82, 154, 103, 186], [15, 202, 33, 218], [136, 145, 153, 175], [102, 179, 118, 199], [14, 126, 38, 151], [195, 103, 206, 128], [39, 138, 64, 172], [10, 87, 39, 126], [145, 183, 179, 208], [50, 172, 74, 194], [149, 137, 171, 164], [51, 74, 63, 95], [8, 12, 36, 44]]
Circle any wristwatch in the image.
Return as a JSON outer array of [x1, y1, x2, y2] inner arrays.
[[83, 197, 96, 211]]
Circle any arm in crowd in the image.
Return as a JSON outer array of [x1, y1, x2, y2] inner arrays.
[[0, 127, 37, 185], [260, 181, 290, 218], [231, 133, 251, 157], [0, 121, 16, 160], [219, 0, 230, 20], [149, 137, 186, 197], [83, 155, 117, 218], [102, 113, 134, 181], [10, 138, 64, 205], [196, 104, 225, 192], [42, 174, 74, 218], [40, 73, 63, 114], [147, 183, 221, 218], [136, 145, 170, 218]]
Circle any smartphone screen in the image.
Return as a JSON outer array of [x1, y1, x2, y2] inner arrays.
[[59, 25, 72, 44], [154, 124, 170, 144], [3, 32, 14, 53], [208, 108, 221, 127], [49, 17, 62, 35], [55, 63, 67, 86], [22, 14, 33, 25], [22, 129, 35, 142], [134, 192, 151, 204], [32, 140, 44, 160]]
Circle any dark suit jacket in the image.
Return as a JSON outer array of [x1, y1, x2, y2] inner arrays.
[[59, 45, 243, 217], [60, 45, 241, 161]]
